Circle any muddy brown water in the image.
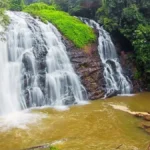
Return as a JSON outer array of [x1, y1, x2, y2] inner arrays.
[[0, 93, 150, 150]]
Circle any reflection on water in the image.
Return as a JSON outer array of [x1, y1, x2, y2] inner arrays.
[[0, 93, 150, 150]]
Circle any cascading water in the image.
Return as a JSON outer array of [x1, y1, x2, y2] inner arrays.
[[39, 22, 87, 106], [0, 25, 26, 116], [0, 11, 87, 116], [80, 18, 131, 96]]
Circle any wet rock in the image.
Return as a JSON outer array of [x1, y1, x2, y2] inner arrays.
[[120, 54, 141, 93], [62, 36, 105, 100], [106, 89, 118, 98], [114, 43, 141, 93], [139, 121, 150, 135]]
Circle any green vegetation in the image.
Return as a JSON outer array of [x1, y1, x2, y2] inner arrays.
[[0, 0, 25, 26], [132, 24, 150, 84], [0, 9, 9, 27], [9, 0, 25, 11], [24, 3, 96, 48], [49, 146, 59, 150], [52, 0, 100, 18], [120, 4, 146, 40], [0, 0, 9, 27], [24, 0, 100, 18]]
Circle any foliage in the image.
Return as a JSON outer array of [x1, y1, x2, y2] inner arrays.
[[24, 0, 51, 5], [49, 146, 59, 150], [24, 2, 56, 11], [134, 70, 141, 80], [51, 0, 69, 12], [98, 16, 118, 32], [0, 0, 9, 27], [96, 1, 149, 31], [0, 0, 9, 8], [0, 9, 9, 26], [24, 3, 96, 48], [9, 0, 25, 11], [51, 0, 100, 18], [122, 5, 143, 24], [120, 4, 146, 40], [132, 24, 150, 83]]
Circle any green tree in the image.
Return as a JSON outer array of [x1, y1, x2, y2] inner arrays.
[[132, 24, 150, 85], [120, 4, 145, 39], [9, 0, 24, 11]]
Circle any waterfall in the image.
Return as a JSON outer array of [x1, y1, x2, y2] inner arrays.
[[80, 18, 131, 96], [0, 11, 87, 115], [0, 31, 23, 116]]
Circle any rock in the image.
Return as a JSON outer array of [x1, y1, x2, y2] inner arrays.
[[141, 122, 150, 129], [62, 36, 105, 100], [114, 105, 150, 136], [134, 113, 150, 120], [147, 144, 150, 150], [105, 89, 118, 98], [111, 31, 142, 93], [144, 115, 150, 121], [22, 143, 50, 150], [139, 121, 150, 135], [135, 113, 150, 135]]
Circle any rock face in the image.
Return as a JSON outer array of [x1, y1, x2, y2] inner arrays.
[[119, 52, 142, 93], [111, 32, 141, 93], [62, 37, 105, 100]]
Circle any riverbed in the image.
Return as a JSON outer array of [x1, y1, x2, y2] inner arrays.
[[0, 93, 150, 150]]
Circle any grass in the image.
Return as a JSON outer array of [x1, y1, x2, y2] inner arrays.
[[24, 3, 96, 48]]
